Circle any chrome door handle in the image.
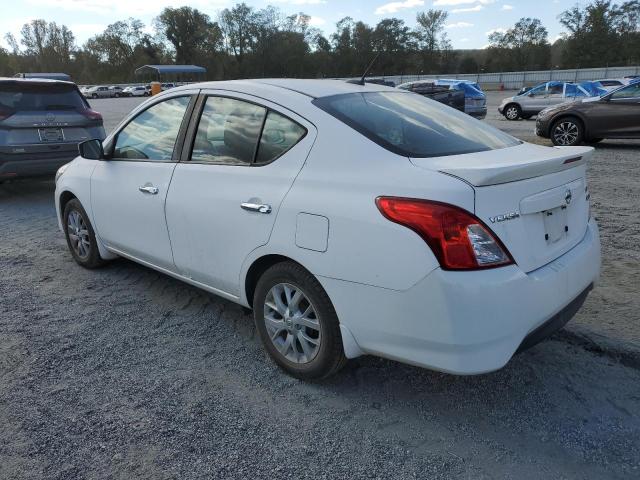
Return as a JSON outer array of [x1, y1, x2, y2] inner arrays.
[[241, 202, 272, 214], [138, 185, 159, 195]]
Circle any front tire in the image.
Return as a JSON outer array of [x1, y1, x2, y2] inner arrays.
[[551, 117, 584, 146], [253, 261, 347, 380], [63, 199, 106, 269], [504, 104, 521, 121]]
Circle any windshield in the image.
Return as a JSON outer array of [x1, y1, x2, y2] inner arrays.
[[0, 82, 87, 111], [313, 91, 520, 158]]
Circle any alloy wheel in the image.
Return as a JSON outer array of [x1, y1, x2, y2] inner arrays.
[[263, 283, 321, 364], [67, 210, 91, 259], [505, 106, 519, 120], [553, 121, 579, 146]]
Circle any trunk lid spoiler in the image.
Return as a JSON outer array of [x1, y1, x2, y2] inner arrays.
[[410, 143, 594, 186]]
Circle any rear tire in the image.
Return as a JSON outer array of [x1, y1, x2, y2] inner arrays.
[[91, 93, 98, 99], [551, 117, 584, 146], [504, 104, 521, 121], [63, 199, 106, 269], [253, 261, 347, 380]]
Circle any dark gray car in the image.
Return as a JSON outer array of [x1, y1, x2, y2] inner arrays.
[[0, 78, 105, 179]]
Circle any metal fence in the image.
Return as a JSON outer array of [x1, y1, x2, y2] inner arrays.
[[354, 65, 640, 90]]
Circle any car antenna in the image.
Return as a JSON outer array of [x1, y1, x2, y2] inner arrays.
[[347, 53, 380, 86]]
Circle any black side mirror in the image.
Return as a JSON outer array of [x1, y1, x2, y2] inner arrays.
[[79, 139, 105, 160]]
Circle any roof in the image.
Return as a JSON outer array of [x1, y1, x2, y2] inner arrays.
[[0, 76, 74, 86], [135, 65, 206, 75], [174, 78, 397, 100], [13, 72, 71, 81]]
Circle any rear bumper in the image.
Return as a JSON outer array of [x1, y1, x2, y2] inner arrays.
[[0, 144, 78, 178], [466, 106, 487, 119], [319, 219, 601, 374]]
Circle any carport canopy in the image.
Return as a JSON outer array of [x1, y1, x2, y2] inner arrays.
[[134, 65, 206, 81]]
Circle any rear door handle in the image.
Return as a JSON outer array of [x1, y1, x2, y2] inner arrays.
[[241, 202, 272, 214], [139, 185, 159, 195]]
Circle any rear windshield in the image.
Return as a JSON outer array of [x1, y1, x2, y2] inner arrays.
[[313, 92, 519, 158], [0, 82, 87, 112]]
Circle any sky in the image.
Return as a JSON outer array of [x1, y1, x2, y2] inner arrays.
[[1, 0, 599, 51]]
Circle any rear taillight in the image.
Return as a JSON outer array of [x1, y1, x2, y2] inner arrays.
[[81, 108, 102, 122], [376, 197, 514, 270]]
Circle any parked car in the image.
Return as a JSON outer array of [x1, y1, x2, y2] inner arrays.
[[435, 79, 487, 119], [84, 85, 111, 99], [536, 80, 640, 146], [122, 85, 149, 97], [579, 81, 608, 97], [55, 79, 600, 380], [594, 78, 627, 91], [108, 86, 124, 98], [498, 81, 591, 120], [161, 83, 176, 91], [0, 77, 105, 179], [396, 81, 465, 112], [79, 85, 93, 96]]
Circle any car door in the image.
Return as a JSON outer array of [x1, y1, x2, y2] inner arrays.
[[91, 92, 196, 270], [588, 82, 640, 137], [165, 91, 316, 296], [520, 83, 548, 113], [546, 82, 566, 107]]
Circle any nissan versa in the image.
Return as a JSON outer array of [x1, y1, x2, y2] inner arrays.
[[54, 79, 601, 379]]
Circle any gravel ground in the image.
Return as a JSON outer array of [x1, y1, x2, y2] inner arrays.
[[0, 92, 639, 479]]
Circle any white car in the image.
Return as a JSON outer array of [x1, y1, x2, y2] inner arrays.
[[122, 85, 149, 97], [54, 79, 601, 379]]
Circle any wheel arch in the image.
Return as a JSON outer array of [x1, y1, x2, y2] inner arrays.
[[58, 190, 78, 222], [244, 254, 301, 308]]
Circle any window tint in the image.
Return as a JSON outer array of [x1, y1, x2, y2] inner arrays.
[[313, 92, 520, 158], [610, 82, 640, 99], [256, 111, 306, 164], [548, 83, 563, 95], [192, 96, 266, 164], [113, 96, 190, 161], [527, 85, 546, 96]]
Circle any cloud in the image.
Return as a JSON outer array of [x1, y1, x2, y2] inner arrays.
[[452, 5, 483, 12], [434, 0, 494, 5], [446, 22, 474, 29], [375, 0, 424, 15], [24, 0, 228, 16], [501, 4, 514, 10], [271, 0, 327, 5], [486, 27, 507, 36], [308, 16, 326, 26]]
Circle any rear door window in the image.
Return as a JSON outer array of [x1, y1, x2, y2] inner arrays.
[[192, 96, 266, 165], [313, 91, 520, 158], [255, 111, 306, 164]]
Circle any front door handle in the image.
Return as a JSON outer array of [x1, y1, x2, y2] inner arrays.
[[241, 202, 272, 214], [139, 185, 159, 195]]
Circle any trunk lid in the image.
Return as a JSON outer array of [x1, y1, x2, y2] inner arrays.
[[411, 143, 592, 272]]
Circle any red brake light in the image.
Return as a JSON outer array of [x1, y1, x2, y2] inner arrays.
[[81, 108, 102, 121], [376, 197, 514, 270]]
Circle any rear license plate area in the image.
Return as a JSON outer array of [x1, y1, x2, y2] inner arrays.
[[543, 206, 568, 244], [38, 128, 64, 142]]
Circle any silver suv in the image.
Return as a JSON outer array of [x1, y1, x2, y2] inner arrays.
[[0, 78, 105, 179], [498, 81, 591, 120]]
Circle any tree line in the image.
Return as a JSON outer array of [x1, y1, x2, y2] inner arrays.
[[0, 0, 639, 84]]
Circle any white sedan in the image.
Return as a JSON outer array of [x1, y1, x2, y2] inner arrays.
[[54, 79, 601, 379]]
